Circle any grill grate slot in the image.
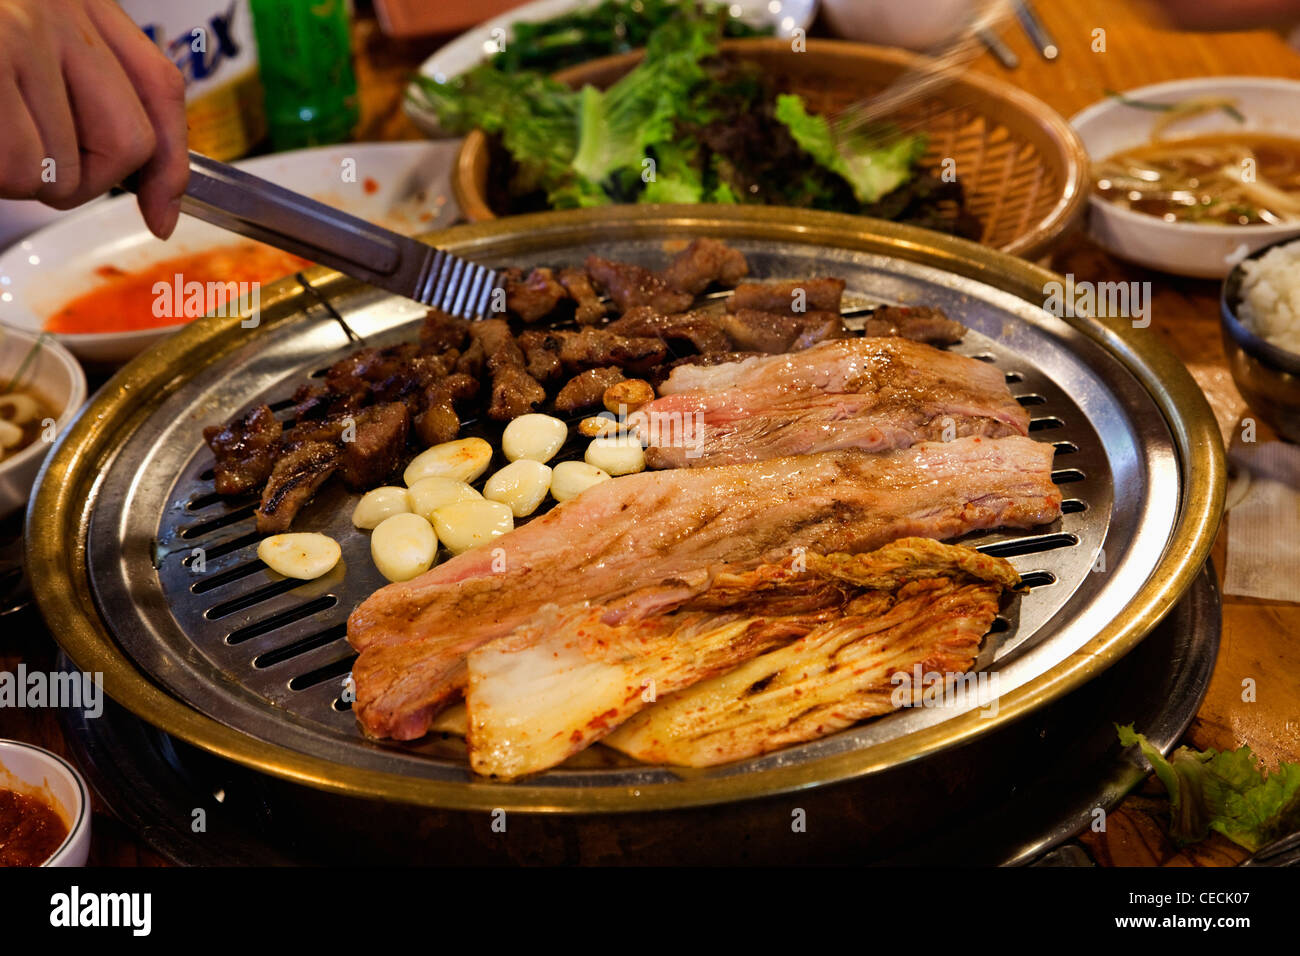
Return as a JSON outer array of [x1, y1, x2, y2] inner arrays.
[[977, 533, 1079, 559], [289, 654, 357, 690], [254, 624, 348, 668], [1028, 416, 1064, 431], [225, 596, 338, 643], [181, 504, 258, 539], [1019, 571, 1058, 589], [191, 560, 266, 594], [1015, 394, 1047, 406], [1051, 468, 1086, 485], [206, 579, 308, 619], [183, 531, 260, 564], [1061, 498, 1088, 514]]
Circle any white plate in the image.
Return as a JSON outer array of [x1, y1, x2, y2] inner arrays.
[[1071, 77, 1300, 279], [404, 0, 820, 137], [0, 141, 464, 365]]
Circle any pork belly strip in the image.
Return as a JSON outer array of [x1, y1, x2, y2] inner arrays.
[[466, 538, 1018, 778], [347, 436, 1061, 740], [604, 573, 1002, 768], [640, 338, 1030, 468]]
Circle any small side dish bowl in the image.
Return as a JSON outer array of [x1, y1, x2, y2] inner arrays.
[[0, 327, 87, 517], [0, 739, 92, 866], [1221, 236, 1300, 442], [1072, 77, 1300, 278]]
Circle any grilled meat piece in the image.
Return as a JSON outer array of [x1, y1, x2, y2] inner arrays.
[[419, 308, 470, 353], [339, 402, 409, 490], [203, 404, 283, 496], [516, 330, 565, 385], [606, 306, 733, 354], [728, 277, 846, 315], [289, 384, 333, 422], [585, 255, 694, 314], [642, 338, 1029, 469], [256, 440, 340, 533], [547, 328, 667, 373], [605, 541, 1017, 768], [414, 373, 479, 447], [454, 338, 485, 378], [554, 367, 625, 414], [468, 538, 1018, 778], [504, 267, 567, 322], [557, 267, 607, 325], [471, 319, 546, 421], [717, 308, 846, 353], [659, 238, 750, 295], [347, 436, 1061, 740], [862, 305, 967, 345]]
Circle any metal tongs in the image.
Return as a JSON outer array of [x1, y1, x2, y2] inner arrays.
[[129, 151, 500, 319]]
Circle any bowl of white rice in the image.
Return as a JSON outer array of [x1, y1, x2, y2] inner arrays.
[[1222, 237, 1300, 442]]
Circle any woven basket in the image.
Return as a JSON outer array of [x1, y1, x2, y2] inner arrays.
[[452, 39, 1088, 259]]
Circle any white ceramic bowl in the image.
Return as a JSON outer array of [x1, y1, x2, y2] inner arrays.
[[0, 140, 462, 366], [0, 739, 92, 866], [1072, 77, 1300, 279], [0, 327, 87, 517]]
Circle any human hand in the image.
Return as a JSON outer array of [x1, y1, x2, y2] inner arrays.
[[0, 0, 189, 238]]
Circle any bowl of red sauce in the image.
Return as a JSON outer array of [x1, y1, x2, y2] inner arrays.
[[0, 142, 461, 366], [0, 740, 91, 867]]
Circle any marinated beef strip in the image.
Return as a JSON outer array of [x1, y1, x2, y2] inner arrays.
[[659, 238, 750, 294], [470, 318, 546, 421], [729, 277, 846, 315], [557, 267, 607, 325], [469, 538, 1019, 778], [554, 367, 625, 414], [862, 305, 967, 346], [339, 402, 410, 489], [504, 267, 568, 322], [639, 338, 1029, 468], [585, 255, 694, 313], [606, 307, 733, 354], [604, 540, 1018, 768], [256, 440, 341, 533], [347, 436, 1061, 740], [203, 404, 282, 496]]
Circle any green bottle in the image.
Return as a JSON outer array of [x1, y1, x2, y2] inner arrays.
[[248, 0, 359, 150]]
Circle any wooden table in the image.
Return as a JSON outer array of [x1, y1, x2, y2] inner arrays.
[[4, 0, 1298, 866]]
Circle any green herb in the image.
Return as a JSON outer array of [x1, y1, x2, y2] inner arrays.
[[773, 95, 927, 204], [1117, 724, 1300, 852]]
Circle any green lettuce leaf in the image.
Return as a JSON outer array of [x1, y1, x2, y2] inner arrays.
[[570, 18, 715, 185], [1117, 724, 1300, 852], [774, 93, 926, 204], [641, 140, 704, 204]]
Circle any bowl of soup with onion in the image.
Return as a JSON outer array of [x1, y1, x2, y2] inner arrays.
[[1072, 78, 1300, 278], [0, 328, 87, 517]]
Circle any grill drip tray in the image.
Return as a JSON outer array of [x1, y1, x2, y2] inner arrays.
[[61, 565, 1219, 865]]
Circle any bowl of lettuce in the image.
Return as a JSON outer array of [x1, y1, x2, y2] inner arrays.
[[414, 20, 1088, 256]]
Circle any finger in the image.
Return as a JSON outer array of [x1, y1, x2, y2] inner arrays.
[[0, 71, 46, 199], [48, 18, 155, 211], [87, 0, 189, 239], [17, 49, 81, 203]]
